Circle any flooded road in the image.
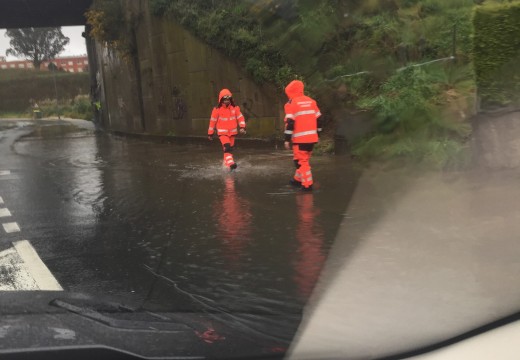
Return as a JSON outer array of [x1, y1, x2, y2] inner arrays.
[[0, 120, 356, 353], [2, 119, 520, 359]]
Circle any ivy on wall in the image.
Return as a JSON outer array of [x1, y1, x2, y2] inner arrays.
[[86, 0, 139, 62]]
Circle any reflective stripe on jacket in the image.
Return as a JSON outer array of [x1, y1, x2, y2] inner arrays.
[[284, 80, 321, 144], [208, 106, 245, 136], [284, 99, 321, 144]]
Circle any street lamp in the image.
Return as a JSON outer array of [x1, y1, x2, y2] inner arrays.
[[50, 59, 61, 120]]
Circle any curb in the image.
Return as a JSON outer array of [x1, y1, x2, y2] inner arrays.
[[109, 130, 283, 149]]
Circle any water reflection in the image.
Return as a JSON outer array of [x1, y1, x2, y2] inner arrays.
[[14, 125, 105, 221], [294, 193, 325, 298], [12, 123, 353, 315], [6, 123, 357, 357], [213, 176, 252, 268]]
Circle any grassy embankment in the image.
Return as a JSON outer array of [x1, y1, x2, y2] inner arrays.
[[0, 69, 92, 120], [146, 0, 483, 167], [93, 0, 519, 167]]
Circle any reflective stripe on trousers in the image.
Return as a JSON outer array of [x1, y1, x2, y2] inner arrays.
[[219, 135, 236, 167], [293, 145, 313, 188], [224, 153, 235, 167]]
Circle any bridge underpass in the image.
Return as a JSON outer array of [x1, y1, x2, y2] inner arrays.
[[0, 0, 92, 28]]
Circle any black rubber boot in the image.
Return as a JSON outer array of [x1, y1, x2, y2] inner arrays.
[[230, 163, 238, 171], [301, 185, 313, 192], [290, 179, 302, 187]]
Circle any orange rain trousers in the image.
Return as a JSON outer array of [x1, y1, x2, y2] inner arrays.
[[293, 145, 313, 188], [219, 135, 236, 168]]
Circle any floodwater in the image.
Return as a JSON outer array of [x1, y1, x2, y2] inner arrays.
[[7, 120, 356, 346], [4, 118, 520, 358]]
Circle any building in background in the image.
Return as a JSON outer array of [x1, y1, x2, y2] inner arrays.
[[0, 55, 88, 72]]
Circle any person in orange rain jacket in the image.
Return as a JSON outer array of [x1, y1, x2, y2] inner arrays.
[[283, 80, 323, 191], [208, 89, 246, 171]]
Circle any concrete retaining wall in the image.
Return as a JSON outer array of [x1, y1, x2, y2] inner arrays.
[[88, 0, 284, 139]]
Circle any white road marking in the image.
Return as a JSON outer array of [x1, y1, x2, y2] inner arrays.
[[0, 208, 11, 218], [2, 222, 20, 233], [13, 240, 63, 291], [0, 247, 16, 259], [0, 197, 4, 205], [0, 171, 11, 176], [0, 246, 39, 291]]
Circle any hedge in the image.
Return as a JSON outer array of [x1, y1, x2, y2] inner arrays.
[[0, 70, 90, 112], [473, 2, 520, 108]]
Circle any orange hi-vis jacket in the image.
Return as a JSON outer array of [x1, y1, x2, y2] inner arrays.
[[208, 89, 246, 137], [284, 80, 322, 144]]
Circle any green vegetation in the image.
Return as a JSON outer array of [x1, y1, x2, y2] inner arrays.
[[90, 0, 513, 167], [473, 1, 520, 107], [353, 63, 474, 167], [148, 0, 478, 90], [34, 95, 93, 120], [86, 0, 139, 61], [0, 111, 30, 119], [0, 69, 92, 120], [149, 0, 299, 87], [148, 0, 485, 166], [313, 138, 335, 156]]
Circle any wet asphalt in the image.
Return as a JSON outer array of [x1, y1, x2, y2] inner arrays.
[[0, 119, 356, 355]]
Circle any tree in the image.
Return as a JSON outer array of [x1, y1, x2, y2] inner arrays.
[[5, 27, 70, 70]]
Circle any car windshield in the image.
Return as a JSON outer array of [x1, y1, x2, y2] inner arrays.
[[0, 0, 519, 359]]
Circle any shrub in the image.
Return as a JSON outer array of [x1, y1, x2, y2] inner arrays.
[[473, 1, 520, 107], [0, 70, 89, 113], [86, 0, 139, 61]]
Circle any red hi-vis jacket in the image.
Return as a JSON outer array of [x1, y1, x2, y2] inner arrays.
[[208, 89, 246, 137], [284, 80, 322, 144]]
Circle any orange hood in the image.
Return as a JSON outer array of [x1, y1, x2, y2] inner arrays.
[[218, 89, 233, 103], [285, 80, 304, 99]]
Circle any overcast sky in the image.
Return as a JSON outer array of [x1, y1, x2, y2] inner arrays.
[[0, 26, 86, 60]]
